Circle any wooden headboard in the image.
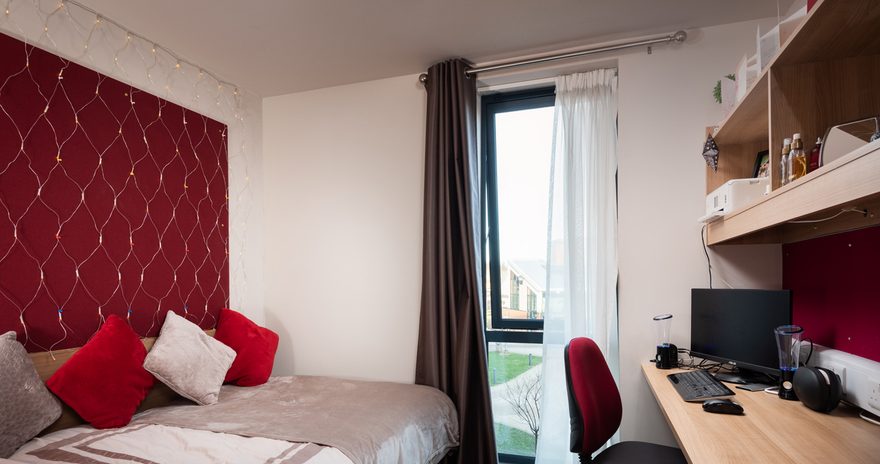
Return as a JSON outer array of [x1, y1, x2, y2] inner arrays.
[[29, 329, 216, 434]]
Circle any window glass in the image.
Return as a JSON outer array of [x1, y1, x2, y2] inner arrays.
[[481, 87, 554, 462]]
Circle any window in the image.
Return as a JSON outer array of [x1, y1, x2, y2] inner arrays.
[[526, 289, 537, 319], [482, 87, 554, 332], [481, 87, 554, 463], [510, 275, 520, 310]]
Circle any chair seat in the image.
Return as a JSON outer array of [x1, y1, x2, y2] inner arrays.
[[591, 441, 687, 464]]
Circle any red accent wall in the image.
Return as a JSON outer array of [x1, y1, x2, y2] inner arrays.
[[783, 226, 880, 362], [0, 32, 229, 352]]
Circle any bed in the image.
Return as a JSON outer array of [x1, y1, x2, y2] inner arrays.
[[6, 332, 459, 464]]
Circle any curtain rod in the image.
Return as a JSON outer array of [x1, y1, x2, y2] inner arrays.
[[418, 30, 687, 84]]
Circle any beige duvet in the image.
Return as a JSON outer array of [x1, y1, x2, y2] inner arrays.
[[133, 376, 459, 464], [10, 376, 459, 464]]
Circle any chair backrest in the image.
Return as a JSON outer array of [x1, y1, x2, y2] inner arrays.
[[564, 337, 622, 456]]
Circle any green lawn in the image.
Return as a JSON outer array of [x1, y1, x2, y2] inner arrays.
[[487, 351, 542, 386], [495, 423, 536, 457]]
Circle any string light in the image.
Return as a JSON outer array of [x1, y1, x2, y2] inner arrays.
[[0, 1, 248, 352]]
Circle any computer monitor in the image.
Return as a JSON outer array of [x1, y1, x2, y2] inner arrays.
[[691, 289, 792, 379]]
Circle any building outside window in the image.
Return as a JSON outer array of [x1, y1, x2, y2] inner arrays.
[[527, 289, 537, 320], [509, 275, 520, 310]]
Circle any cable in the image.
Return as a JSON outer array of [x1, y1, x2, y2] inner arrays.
[[701, 224, 712, 289], [803, 339, 814, 366], [788, 208, 867, 224], [676, 350, 724, 372], [860, 411, 880, 426], [699, 224, 735, 288]]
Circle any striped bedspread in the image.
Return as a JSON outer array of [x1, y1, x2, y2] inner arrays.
[[9, 423, 352, 464]]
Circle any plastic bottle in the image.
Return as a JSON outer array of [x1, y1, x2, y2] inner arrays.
[[790, 133, 807, 182], [779, 138, 791, 186]]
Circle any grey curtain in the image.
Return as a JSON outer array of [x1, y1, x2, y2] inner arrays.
[[416, 59, 498, 464]]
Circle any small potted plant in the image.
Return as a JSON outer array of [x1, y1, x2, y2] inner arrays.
[[714, 74, 736, 113]]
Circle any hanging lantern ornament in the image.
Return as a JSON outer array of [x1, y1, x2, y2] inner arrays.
[[703, 134, 719, 172]]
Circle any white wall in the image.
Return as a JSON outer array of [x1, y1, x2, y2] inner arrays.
[[262, 75, 426, 383], [616, 19, 781, 444], [261, 19, 783, 443]]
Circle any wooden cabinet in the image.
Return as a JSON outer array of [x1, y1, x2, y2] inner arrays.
[[706, 0, 880, 245]]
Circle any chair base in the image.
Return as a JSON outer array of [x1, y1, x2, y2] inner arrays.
[[582, 441, 687, 464]]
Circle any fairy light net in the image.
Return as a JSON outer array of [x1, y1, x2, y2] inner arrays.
[[0, 30, 230, 352]]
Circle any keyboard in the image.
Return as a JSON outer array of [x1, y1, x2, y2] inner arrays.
[[667, 369, 736, 402]]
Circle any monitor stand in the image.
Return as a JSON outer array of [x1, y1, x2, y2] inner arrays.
[[713, 369, 775, 385]]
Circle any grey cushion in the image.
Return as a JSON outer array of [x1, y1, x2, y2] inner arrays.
[[143, 312, 236, 405], [592, 441, 687, 464], [0, 331, 62, 458]]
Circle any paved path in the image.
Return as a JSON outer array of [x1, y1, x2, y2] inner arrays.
[[490, 363, 543, 434]]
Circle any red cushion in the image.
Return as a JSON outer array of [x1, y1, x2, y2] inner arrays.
[[215, 308, 279, 386], [46, 315, 154, 429], [565, 337, 622, 455]]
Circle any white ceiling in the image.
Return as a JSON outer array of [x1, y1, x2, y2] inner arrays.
[[78, 0, 793, 97]]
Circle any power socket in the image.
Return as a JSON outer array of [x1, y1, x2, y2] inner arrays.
[[806, 344, 880, 416], [870, 379, 880, 411], [824, 365, 847, 394]]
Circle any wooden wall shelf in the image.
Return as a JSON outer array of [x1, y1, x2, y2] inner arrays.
[[774, 0, 880, 66], [705, 0, 880, 245], [707, 142, 880, 245], [713, 72, 768, 146]]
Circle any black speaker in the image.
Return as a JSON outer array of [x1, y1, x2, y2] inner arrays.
[[793, 366, 841, 413], [655, 344, 678, 369]]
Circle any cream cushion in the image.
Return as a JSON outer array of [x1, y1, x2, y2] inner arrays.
[[144, 312, 236, 405], [0, 331, 62, 458]]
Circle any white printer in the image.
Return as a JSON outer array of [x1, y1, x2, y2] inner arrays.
[[699, 177, 769, 223]]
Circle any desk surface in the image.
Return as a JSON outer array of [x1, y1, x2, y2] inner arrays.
[[642, 362, 880, 463]]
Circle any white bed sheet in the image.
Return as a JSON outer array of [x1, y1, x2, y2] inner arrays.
[[9, 423, 354, 464]]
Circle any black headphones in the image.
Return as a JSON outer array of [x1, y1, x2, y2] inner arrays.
[[793, 366, 842, 413]]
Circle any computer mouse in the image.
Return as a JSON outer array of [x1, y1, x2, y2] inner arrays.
[[702, 399, 744, 415]]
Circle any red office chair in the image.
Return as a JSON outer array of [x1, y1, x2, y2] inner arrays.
[[565, 338, 686, 463]]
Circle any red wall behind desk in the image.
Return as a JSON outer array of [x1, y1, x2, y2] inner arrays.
[[783, 226, 880, 363], [0, 32, 229, 352]]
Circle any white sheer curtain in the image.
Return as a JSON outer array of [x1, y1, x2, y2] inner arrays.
[[535, 69, 619, 464]]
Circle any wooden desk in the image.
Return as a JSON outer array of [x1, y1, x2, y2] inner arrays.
[[642, 362, 880, 463]]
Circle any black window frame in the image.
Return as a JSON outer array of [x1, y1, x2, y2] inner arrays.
[[481, 86, 555, 332]]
